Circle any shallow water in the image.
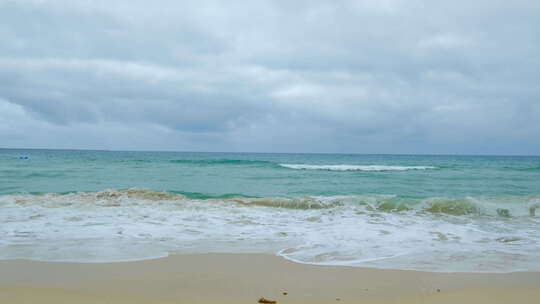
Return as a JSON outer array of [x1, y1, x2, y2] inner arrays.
[[1, 149, 539, 272]]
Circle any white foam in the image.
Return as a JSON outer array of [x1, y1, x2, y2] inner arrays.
[[279, 164, 437, 171], [0, 191, 538, 272]]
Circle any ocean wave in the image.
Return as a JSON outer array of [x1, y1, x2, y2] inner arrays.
[[1, 188, 540, 272], [279, 164, 437, 171], [502, 165, 540, 172], [229, 196, 344, 209], [0, 170, 66, 178], [169, 159, 273, 166], [2, 189, 539, 217]]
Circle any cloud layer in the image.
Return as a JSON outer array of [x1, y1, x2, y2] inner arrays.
[[1, 0, 539, 154]]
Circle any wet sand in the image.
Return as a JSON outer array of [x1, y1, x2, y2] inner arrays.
[[0, 253, 539, 303]]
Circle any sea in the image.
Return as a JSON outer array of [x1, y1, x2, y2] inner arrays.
[[1, 149, 539, 272]]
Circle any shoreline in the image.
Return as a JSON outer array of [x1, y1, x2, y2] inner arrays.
[[1, 253, 539, 303]]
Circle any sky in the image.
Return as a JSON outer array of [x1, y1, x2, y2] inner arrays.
[[1, 0, 539, 155]]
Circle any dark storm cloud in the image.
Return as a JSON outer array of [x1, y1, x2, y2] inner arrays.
[[1, 0, 539, 154]]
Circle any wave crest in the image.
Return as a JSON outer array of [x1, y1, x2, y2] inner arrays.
[[279, 164, 437, 171], [3, 189, 539, 218], [229, 197, 343, 209]]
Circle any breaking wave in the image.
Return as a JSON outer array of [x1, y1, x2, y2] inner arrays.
[[3, 188, 539, 216], [279, 164, 437, 171], [1, 189, 540, 272]]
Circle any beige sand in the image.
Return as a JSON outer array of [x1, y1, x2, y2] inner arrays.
[[0, 253, 539, 303]]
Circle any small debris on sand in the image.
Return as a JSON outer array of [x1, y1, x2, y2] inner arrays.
[[336, 298, 341, 301], [282, 292, 288, 295], [437, 289, 441, 292], [258, 297, 277, 304]]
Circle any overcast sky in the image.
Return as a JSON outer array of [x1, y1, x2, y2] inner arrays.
[[1, 0, 539, 154]]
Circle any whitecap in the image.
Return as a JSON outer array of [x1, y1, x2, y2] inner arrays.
[[279, 164, 437, 171]]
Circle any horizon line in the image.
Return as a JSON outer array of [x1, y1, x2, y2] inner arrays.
[[1, 147, 539, 157]]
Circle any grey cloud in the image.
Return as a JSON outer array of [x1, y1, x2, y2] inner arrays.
[[0, 0, 539, 154]]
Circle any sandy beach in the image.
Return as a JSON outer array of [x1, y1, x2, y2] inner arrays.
[[1, 253, 539, 304]]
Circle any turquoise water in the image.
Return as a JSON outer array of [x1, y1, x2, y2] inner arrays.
[[1, 149, 539, 272], [2, 149, 539, 197]]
